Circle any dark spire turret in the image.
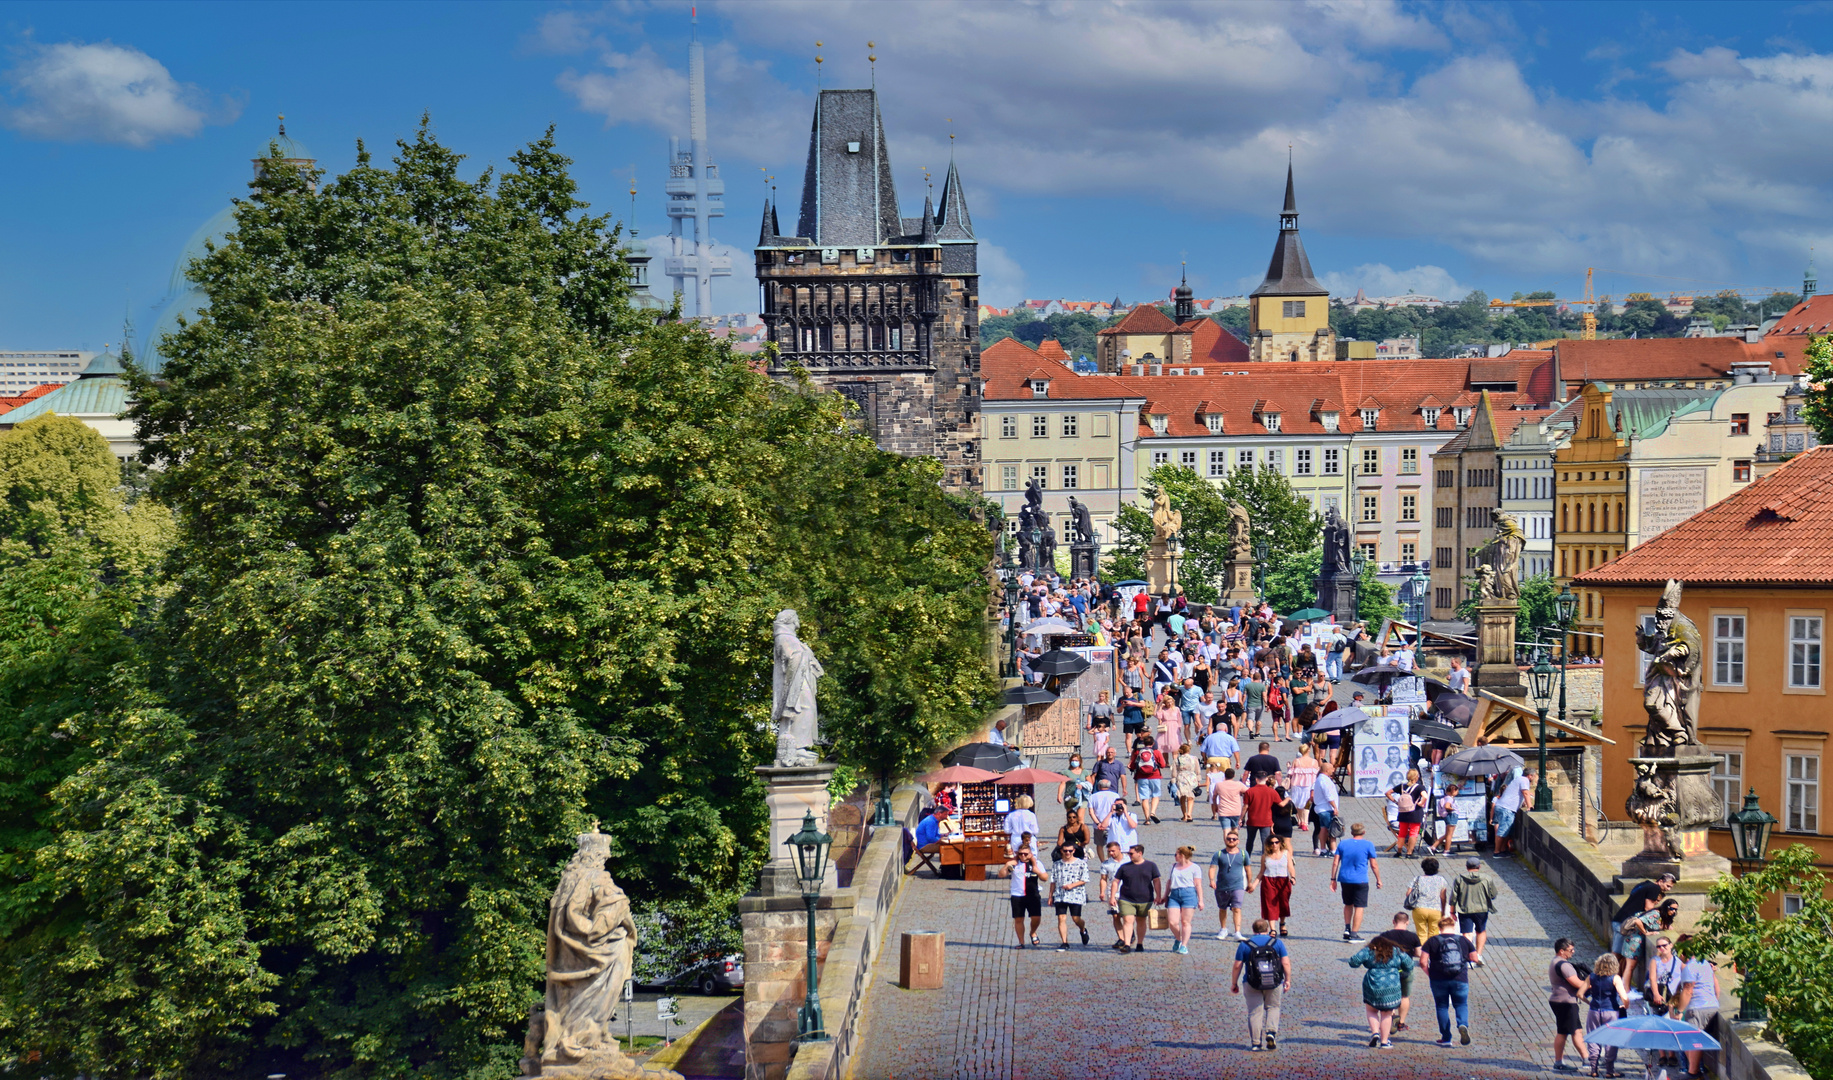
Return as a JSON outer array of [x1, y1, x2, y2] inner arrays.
[[921, 194, 937, 243], [1174, 264, 1194, 324], [936, 160, 974, 240], [759, 197, 779, 245], [1251, 163, 1326, 299]]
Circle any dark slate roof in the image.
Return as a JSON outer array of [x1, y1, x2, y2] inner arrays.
[[937, 161, 974, 240], [1249, 164, 1327, 298], [796, 89, 901, 247]]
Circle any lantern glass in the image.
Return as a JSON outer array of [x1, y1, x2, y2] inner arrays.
[[1530, 655, 1555, 703], [1727, 788, 1777, 864], [1555, 584, 1579, 626], [784, 811, 832, 899]]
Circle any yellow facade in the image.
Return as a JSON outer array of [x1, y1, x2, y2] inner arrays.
[[1248, 296, 1333, 362], [1555, 384, 1628, 657]]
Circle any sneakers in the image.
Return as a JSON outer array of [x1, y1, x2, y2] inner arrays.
[[1435, 1039, 1454, 1047], [1116, 944, 1133, 954], [1345, 932, 1366, 943], [1112, 940, 1126, 951], [1174, 943, 1189, 954], [1216, 931, 1231, 941], [1369, 1035, 1381, 1048], [1552, 1064, 1579, 1073], [1057, 943, 1069, 952], [1081, 926, 1090, 945], [1459, 1024, 1470, 1045], [1379, 1041, 1394, 1049], [1266, 1033, 1277, 1051]]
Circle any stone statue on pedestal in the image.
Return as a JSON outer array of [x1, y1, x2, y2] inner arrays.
[[1635, 580, 1702, 749], [1068, 496, 1095, 545], [1477, 512, 1525, 601], [1016, 506, 1036, 569], [1227, 502, 1251, 563], [1321, 506, 1351, 577], [772, 609, 824, 767]]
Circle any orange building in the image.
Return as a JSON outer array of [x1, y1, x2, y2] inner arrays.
[[1578, 445, 1833, 874]]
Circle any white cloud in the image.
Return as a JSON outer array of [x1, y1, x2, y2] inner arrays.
[[1, 39, 233, 147], [978, 243, 1027, 306], [1319, 263, 1473, 300]]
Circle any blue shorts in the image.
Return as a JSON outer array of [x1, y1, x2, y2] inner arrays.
[[1494, 807, 1517, 838], [1137, 778, 1163, 799], [1167, 886, 1200, 909], [1219, 815, 1241, 829]]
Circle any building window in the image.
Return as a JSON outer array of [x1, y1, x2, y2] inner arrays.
[[1786, 754, 1819, 833], [1000, 415, 1017, 438], [1713, 615, 1745, 687], [1454, 407, 1472, 427], [1710, 751, 1743, 825], [1435, 587, 1452, 610], [1400, 493, 1418, 521], [1791, 616, 1824, 688], [1733, 460, 1751, 483], [1423, 407, 1441, 427], [1320, 411, 1340, 432], [1152, 450, 1170, 466], [1359, 541, 1378, 560], [1180, 450, 1198, 467], [1237, 449, 1255, 471], [1401, 447, 1419, 474], [1209, 450, 1226, 477], [1204, 413, 1224, 434], [1436, 546, 1453, 566], [1783, 894, 1806, 916], [1360, 409, 1379, 431], [1062, 414, 1079, 438], [1264, 413, 1281, 432], [1361, 448, 1381, 475], [1031, 465, 1049, 489], [1265, 449, 1283, 473], [1296, 448, 1313, 475], [1731, 413, 1749, 435], [1323, 448, 1342, 475], [1437, 468, 1454, 488], [1031, 380, 1048, 398], [1062, 464, 1079, 489], [1401, 541, 1417, 562], [1362, 494, 1380, 523], [1032, 415, 1048, 438], [1000, 464, 1018, 490], [1282, 300, 1306, 318]]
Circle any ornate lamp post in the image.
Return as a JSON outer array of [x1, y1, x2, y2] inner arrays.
[[1727, 789, 1778, 1021], [1548, 583, 1580, 815], [785, 811, 832, 1043], [1408, 567, 1429, 626], [1254, 539, 1268, 601], [1000, 560, 1021, 679], [1529, 649, 1557, 813]]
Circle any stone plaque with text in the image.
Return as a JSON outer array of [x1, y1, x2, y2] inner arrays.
[[1638, 467, 1707, 540]]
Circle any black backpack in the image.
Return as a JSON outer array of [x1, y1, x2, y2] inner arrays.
[[1243, 939, 1283, 990]]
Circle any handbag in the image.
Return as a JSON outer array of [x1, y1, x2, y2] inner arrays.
[[1329, 815, 1346, 839]]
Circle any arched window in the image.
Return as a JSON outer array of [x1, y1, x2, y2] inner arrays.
[[1561, 503, 1568, 533], [1588, 503, 1596, 532]]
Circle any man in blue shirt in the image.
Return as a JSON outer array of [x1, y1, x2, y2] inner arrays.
[[913, 807, 946, 850], [1330, 821, 1383, 942], [1200, 722, 1240, 767], [1230, 917, 1292, 1051]]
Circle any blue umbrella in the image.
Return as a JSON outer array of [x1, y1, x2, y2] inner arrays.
[[1585, 1016, 1720, 1053]]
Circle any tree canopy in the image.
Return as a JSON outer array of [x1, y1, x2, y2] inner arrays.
[[1, 124, 995, 1079]]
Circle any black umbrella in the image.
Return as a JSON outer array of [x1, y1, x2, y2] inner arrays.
[[1348, 662, 1412, 688], [1308, 706, 1369, 734], [1029, 649, 1091, 677], [1409, 716, 1465, 745], [1003, 684, 1058, 706], [941, 742, 1024, 772], [1429, 691, 1478, 726], [1439, 745, 1524, 778]]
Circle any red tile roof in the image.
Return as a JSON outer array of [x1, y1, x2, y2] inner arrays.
[[1553, 337, 1805, 386], [1037, 339, 1073, 364], [1577, 445, 1833, 586], [1099, 304, 1179, 335], [1182, 318, 1252, 365], [981, 337, 1147, 401], [0, 383, 64, 415], [1766, 294, 1833, 337]]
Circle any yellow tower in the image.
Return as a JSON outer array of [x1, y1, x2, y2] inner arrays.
[[1247, 164, 1335, 362]]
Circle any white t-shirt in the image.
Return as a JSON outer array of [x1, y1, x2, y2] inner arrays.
[[1106, 811, 1138, 852], [1313, 773, 1340, 810], [1447, 666, 1471, 692], [1004, 809, 1040, 849], [1167, 862, 1201, 890], [1494, 774, 1532, 813]]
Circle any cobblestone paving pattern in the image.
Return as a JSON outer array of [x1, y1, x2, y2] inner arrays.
[[852, 674, 1606, 1080]]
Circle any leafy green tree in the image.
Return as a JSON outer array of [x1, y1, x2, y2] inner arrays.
[[1356, 560, 1401, 624], [1802, 335, 1833, 446], [1106, 465, 1230, 602], [1101, 502, 1152, 582], [1756, 291, 1802, 318], [1214, 464, 1322, 577], [1260, 544, 1322, 616], [1682, 845, 1833, 1077], [4, 126, 993, 1079]]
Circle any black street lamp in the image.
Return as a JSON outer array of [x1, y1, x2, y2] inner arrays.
[[1529, 649, 1557, 813], [785, 811, 832, 1043], [1547, 584, 1580, 814], [1727, 788, 1778, 1022], [1000, 564, 1021, 679]]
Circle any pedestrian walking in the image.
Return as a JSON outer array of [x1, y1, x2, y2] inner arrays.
[[1332, 822, 1383, 941], [1212, 767, 1247, 829], [1584, 952, 1627, 1076], [1348, 936, 1414, 1049], [1421, 911, 1479, 1047], [1099, 841, 1125, 949], [1057, 805, 1089, 853], [1004, 839, 1048, 948], [1451, 857, 1498, 962], [1003, 795, 1039, 853], [1242, 773, 1278, 856], [1087, 692, 1115, 763], [1248, 834, 1296, 936], [1231, 918, 1291, 1052], [1130, 740, 1166, 824], [1548, 938, 1592, 1071], [1092, 748, 1128, 801], [1492, 767, 1533, 858], [1375, 911, 1423, 1035], [1654, 935, 1721, 1077], [1403, 856, 1452, 940], [1049, 842, 1090, 950], [1172, 743, 1202, 823], [1099, 795, 1139, 855], [1164, 845, 1204, 954], [1270, 784, 1297, 846], [1287, 743, 1320, 832], [1312, 766, 1342, 857], [1388, 768, 1428, 858], [1208, 829, 1249, 940], [1113, 844, 1163, 953], [1435, 780, 1462, 855]]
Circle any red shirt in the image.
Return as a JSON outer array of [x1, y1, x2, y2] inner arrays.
[[1242, 784, 1278, 827], [1133, 591, 1150, 615], [1131, 747, 1164, 779]]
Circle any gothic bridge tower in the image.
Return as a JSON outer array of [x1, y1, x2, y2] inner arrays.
[[756, 88, 980, 491]]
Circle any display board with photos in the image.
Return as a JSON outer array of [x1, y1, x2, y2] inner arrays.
[[1348, 703, 1423, 798]]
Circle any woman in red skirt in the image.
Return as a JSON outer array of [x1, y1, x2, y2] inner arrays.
[[1248, 834, 1297, 936]]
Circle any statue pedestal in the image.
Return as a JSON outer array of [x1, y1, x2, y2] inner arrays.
[[1069, 541, 1100, 581], [1146, 542, 1176, 594], [1474, 602, 1526, 699], [1316, 570, 1359, 626], [756, 764, 841, 896], [1622, 743, 1727, 879], [1221, 558, 1256, 605]]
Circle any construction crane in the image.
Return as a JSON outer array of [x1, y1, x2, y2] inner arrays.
[[1487, 268, 1800, 341], [1485, 268, 1606, 339]]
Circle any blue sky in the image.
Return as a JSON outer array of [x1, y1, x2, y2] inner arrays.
[[5, 1, 1833, 348]]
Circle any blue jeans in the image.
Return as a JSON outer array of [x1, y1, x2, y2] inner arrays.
[[1325, 653, 1342, 680], [1431, 978, 1469, 1041]]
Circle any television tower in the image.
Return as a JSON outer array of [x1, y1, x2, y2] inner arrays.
[[663, 7, 730, 317]]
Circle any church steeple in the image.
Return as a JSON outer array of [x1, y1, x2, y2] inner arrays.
[[1247, 161, 1333, 362], [1280, 161, 1299, 229], [936, 160, 974, 240], [758, 197, 780, 246], [1251, 162, 1326, 300], [1174, 264, 1194, 324]]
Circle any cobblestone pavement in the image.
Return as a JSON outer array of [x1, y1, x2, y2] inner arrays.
[[852, 678, 1606, 1080]]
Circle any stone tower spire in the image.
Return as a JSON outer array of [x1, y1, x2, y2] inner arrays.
[[1247, 162, 1334, 362]]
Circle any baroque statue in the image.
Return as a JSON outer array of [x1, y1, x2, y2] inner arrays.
[[1321, 505, 1352, 576], [1023, 477, 1045, 519], [1150, 489, 1183, 545], [1067, 496, 1096, 545], [1477, 512, 1525, 600], [521, 833, 680, 1079], [1226, 502, 1252, 562], [1037, 520, 1058, 571], [1634, 580, 1702, 749], [771, 609, 824, 767]]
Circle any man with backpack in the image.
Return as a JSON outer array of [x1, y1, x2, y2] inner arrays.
[[1231, 918, 1292, 1052]]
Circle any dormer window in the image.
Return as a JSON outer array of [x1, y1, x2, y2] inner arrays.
[[1321, 411, 1340, 433], [1264, 412, 1281, 433], [1359, 408, 1379, 430], [1149, 413, 1168, 434], [1205, 414, 1224, 434], [1031, 380, 1049, 398], [1454, 407, 1472, 428], [1423, 407, 1441, 427]]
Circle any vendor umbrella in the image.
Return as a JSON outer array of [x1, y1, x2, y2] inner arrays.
[[1030, 649, 1091, 677], [1428, 691, 1478, 726], [941, 742, 1025, 772], [1439, 745, 1525, 779], [1348, 662, 1413, 689], [920, 765, 1001, 785], [1004, 684, 1058, 706], [1018, 617, 1080, 636], [1409, 716, 1465, 745], [996, 767, 1070, 785], [1308, 706, 1369, 734], [1585, 1017, 1721, 1054], [1286, 608, 1331, 621]]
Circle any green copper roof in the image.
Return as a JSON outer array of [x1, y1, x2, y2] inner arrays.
[[1602, 385, 1723, 441], [0, 376, 129, 426]]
